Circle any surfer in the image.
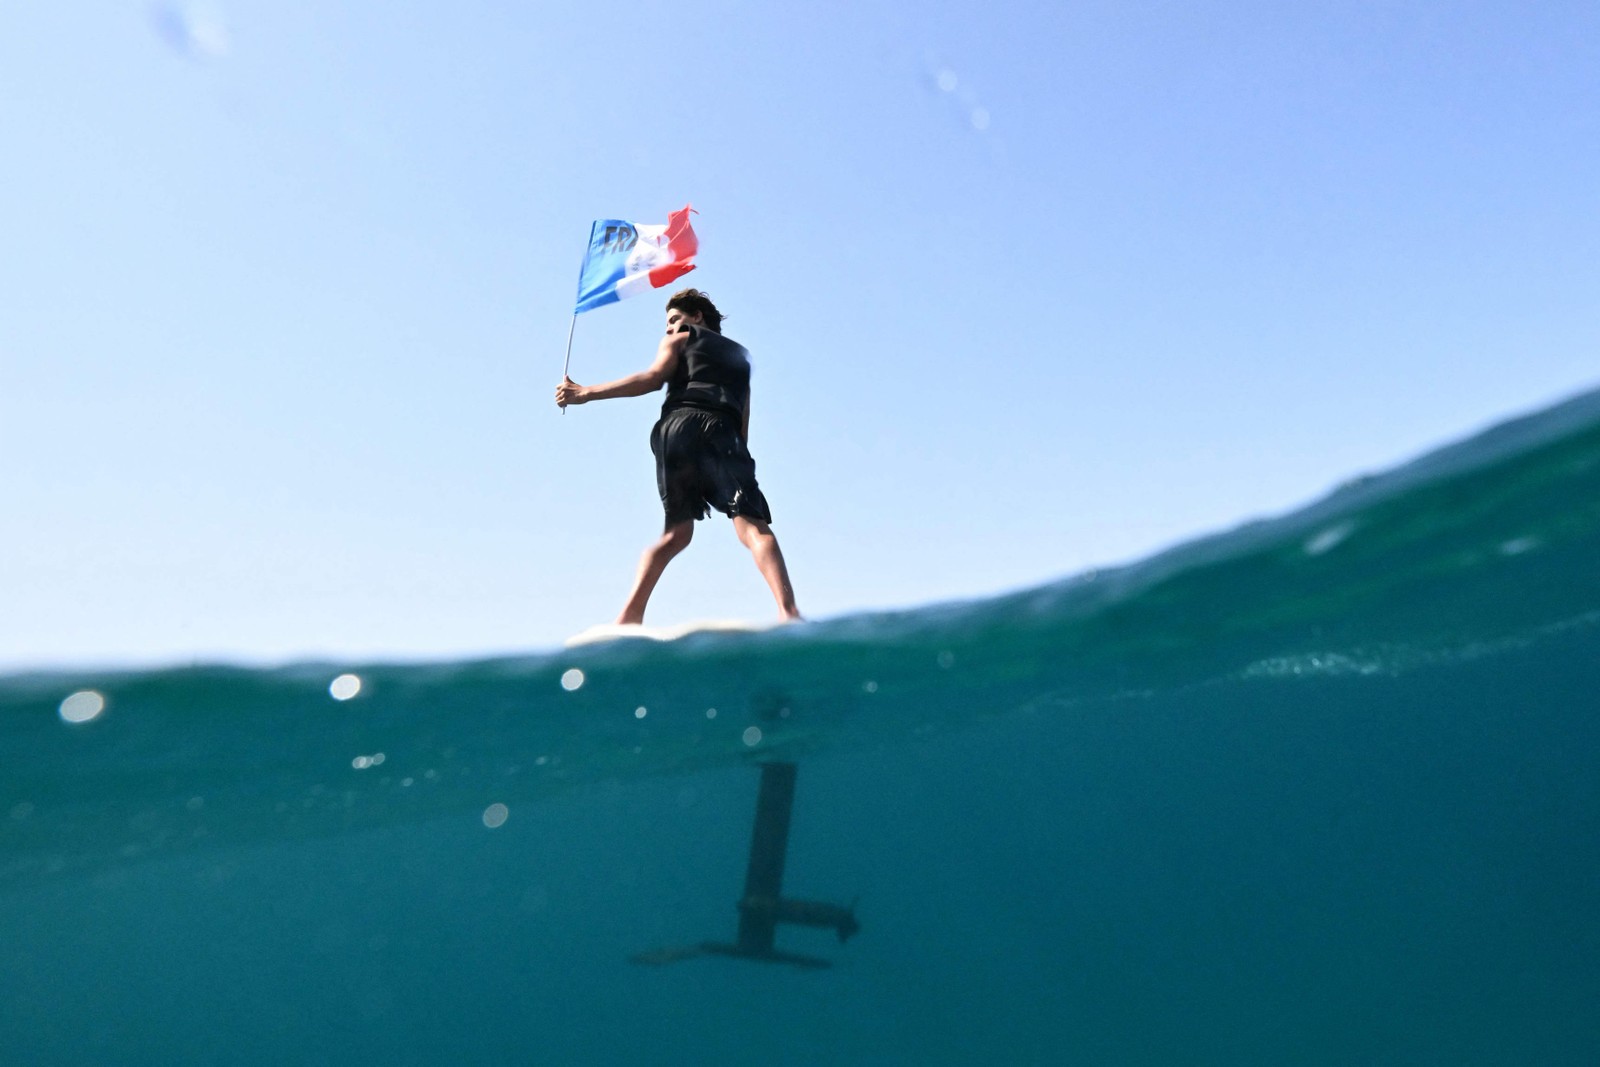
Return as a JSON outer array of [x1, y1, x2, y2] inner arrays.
[[556, 289, 802, 625]]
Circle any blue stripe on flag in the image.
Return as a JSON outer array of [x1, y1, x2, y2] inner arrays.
[[574, 219, 638, 314]]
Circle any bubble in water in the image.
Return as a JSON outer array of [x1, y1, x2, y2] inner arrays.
[[742, 726, 763, 747], [329, 674, 361, 701], [59, 690, 106, 724], [863, 680, 879, 693], [937, 650, 956, 669], [483, 803, 509, 828], [634, 706, 648, 719], [151, 2, 231, 60], [922, 52, 995, 136], [706, 708, 718, 719], [1304, 522, 1355, 556], [560, 668, 585, 691]]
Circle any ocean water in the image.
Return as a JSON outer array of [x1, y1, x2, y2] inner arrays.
[[4, 388, 1599, 1066]]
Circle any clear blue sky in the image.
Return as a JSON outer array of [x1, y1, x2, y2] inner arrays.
[[3, 1, 1596, 668]]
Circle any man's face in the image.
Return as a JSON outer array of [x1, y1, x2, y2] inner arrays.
[[666, 307, 703, 334]]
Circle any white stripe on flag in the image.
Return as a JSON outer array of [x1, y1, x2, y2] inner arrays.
[[614, 271, 659, 301]]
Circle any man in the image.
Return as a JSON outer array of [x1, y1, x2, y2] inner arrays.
[[555, 288, 802, 625]]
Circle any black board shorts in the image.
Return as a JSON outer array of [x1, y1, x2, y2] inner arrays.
[[650, 407, 773, 528]]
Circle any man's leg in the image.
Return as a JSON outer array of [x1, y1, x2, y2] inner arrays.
[[617, 520, 694, 624], [732, 516, 802, 621]]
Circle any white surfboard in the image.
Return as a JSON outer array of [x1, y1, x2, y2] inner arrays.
[[564, 618, 785, 648]]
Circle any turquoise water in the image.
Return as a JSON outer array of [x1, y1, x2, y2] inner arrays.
[[5, 388, 1600, 1065]]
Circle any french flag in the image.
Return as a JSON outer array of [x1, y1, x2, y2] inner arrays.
[[573, 205, 698, 314]]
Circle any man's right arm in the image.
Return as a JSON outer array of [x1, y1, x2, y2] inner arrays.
[[556, 332, 686, 408]]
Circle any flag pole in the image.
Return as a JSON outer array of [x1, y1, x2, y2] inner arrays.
[[560, 311, 577, 415]]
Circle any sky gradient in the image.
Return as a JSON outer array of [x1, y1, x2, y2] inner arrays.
[[3, 1, 1596, 667]]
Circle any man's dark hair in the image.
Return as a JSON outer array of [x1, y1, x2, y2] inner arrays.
[[665, 288, 723, 333]]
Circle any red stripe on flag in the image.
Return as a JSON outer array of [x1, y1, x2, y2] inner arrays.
[[648, 204, 699, 289]]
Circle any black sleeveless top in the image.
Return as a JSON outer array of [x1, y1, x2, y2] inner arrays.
[[660, 324, 750, 421]]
